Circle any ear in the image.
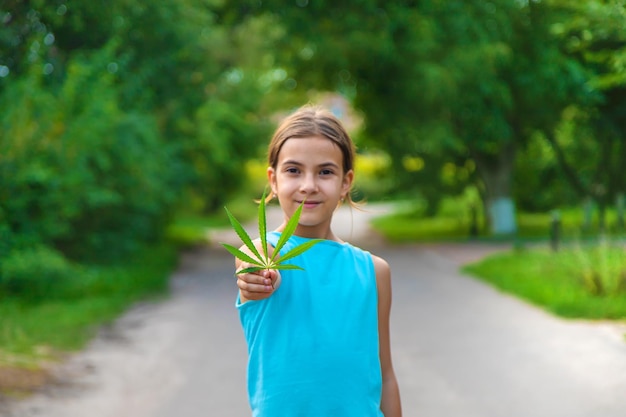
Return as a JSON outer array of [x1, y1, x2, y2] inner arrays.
[[341, 169, 354, 198], [267, 167, 278, 195]]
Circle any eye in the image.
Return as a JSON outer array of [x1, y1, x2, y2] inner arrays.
[[285, 167, 300, 174], [320, 169, 334, 176]]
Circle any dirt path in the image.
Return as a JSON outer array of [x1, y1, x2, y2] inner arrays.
[[2, 205, 626, 417]]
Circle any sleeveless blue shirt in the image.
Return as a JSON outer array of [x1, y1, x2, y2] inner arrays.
[[237, 232, 383, 417]]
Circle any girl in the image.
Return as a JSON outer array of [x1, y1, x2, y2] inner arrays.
[[234, 105, 402, 416]]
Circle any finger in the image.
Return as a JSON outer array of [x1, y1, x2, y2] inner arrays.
[[237, 278, 273, 293], [238, 271, 271, 285], [265, 269, 280, 289], [238, 272, 273, 289], [256, 269, 273, 287]]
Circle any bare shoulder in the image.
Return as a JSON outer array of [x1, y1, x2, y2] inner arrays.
[[371, 253, 393, 314], [372, 255, 391, 276], [370, 254, 391, 286]]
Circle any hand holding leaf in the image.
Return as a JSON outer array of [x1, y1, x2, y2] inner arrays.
[[221, 191, 322, 276]]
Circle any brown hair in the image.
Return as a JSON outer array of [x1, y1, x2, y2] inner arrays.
[[267, 104, 358, 207]]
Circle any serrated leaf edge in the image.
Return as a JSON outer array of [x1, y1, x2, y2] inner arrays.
[[259, 189, 268, 261], [221, 243, 266, 267], [236, 266, 266, 275], [224, 206, 263, 262], [273, 264, 305, 271], [271, 202, 304, 263], [222, 190, 324, 275], [278, 239, 323, 263]]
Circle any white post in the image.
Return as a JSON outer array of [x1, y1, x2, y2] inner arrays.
[[489, 197, 517, 235]]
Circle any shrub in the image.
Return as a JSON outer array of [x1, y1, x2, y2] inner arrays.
[[0, 51, 177, 262], [571, 237, 626, 296], [0, 246, 77, 301]]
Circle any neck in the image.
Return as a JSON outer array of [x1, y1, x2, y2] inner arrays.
[[275, 222, 339, 242]]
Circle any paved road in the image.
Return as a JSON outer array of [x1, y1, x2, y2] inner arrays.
[[5, 205, 626, 417]]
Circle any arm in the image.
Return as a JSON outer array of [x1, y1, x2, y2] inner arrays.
[[373, 255, 402, 417], [235, 239, 281, 303]]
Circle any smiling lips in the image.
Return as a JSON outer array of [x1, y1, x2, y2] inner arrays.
[[298, 200, 321, 209]]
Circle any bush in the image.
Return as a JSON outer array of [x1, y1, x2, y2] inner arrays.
[[0, 246, 77, 301], [571, 237, 626, 297], [0, 51, 177, 262]]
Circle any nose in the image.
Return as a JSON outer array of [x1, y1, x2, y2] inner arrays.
[[299, 172, 318, 194]]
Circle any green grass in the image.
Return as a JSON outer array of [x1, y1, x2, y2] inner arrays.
[[0, 193, 259, 373], [0, 243, 178, 367], [167, 194, 258, 247], [462, 244, 626, 320], [372, 202, 626, 321], [166, 214, 228, 247], [371, 213, 474, 242], [371, 204, 625, 243]]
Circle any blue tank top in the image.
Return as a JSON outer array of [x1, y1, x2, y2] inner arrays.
[[237, 232, 383, 417]]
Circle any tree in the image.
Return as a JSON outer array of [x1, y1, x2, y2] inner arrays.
[[543, 0, 626, 231], [235, 0, 590, 234], [0, 0, 291, 262]]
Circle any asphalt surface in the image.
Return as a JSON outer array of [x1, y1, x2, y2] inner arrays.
[[5, 205, 626, 417]]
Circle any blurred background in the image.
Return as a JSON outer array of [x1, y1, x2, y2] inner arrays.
[[1, 0, 625, 396]]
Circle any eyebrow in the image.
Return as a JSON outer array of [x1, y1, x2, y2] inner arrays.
[[281, 160, 341, 169]]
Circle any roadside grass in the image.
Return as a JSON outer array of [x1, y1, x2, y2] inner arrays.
[[166, 194, 258, 247], [0, 243, 178, 371], [370, 203, 624, 243], [0, 194, 254, 381], [462, 244, 626, 320], [371, 213, 474, 242], [166, 214, 227, 247], [371, 202, 626, 322]]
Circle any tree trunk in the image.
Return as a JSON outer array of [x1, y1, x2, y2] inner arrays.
[[476, 180, 490, 234], [472, 142, 518, 235]]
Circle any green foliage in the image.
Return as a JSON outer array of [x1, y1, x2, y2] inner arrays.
[[352, 152, 394, 202], [463, 244, 626, 319], [0, 245, 76, 301], [0, 240, 178, 306], [238, 0, 603, 233], [192, 83, 273, 212], [0, 0, 303, 369], [221, 192, 322, 275], [0, 0, 293, 265], [513, 132, 580, 212], [0, 243, 177, 361], [166, 216, 222, 248], [370, 201, 625, 243], [2, 0, 626, 366], [371, 202, 484, 243], [538, 0, 626, 220], [0, 52, 176, 261], [572, 237, 626, 296]]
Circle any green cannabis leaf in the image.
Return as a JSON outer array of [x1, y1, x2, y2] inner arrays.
[[221, 190, 322, 275]]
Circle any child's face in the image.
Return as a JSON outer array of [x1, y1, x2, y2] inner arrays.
[[268, 135, 353, 238]]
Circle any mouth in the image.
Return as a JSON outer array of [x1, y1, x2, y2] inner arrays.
[[297, 200, 321, 209]]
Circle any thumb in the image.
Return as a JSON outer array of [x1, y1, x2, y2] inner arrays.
[[261, 269, 275, 282], [266, 269, 280, 288], [262, 269, 275, 281]]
